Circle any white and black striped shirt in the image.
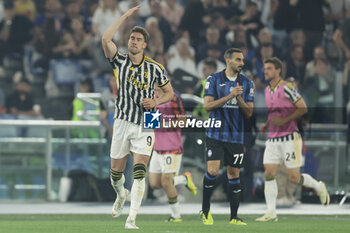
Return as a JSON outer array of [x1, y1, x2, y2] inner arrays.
[[109, 51, 169, 125]]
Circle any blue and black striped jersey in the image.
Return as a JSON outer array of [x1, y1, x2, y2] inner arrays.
[[204, 70, 254, 144]]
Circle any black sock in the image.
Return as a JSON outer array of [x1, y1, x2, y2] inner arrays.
[[228, 178, 241, 220], [202, 172, 216, 216]]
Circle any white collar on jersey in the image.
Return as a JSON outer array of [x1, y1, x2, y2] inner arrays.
[[226, 76, 237, 81]]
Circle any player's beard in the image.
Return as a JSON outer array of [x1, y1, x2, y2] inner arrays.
[[232, 65, 242, 75]]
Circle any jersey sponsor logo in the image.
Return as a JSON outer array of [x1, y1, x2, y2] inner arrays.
[[143, 110, 161, 129], [127, 74, 148, 91], [219, 83, 226, 87]]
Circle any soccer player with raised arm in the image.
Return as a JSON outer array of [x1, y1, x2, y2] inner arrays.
[[101, 5, 174, 229], [255, 57, 330, 222], [201, 48, 254, 226]]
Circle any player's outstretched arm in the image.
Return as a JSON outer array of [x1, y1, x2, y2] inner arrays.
[[101, 5, 140, 59]]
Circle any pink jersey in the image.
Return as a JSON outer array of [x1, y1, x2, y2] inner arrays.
[[265, 80, 301, 138], [153, 94, 184, 152]]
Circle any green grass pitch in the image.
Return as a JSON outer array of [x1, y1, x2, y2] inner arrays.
[[0, 214, 349, 233]]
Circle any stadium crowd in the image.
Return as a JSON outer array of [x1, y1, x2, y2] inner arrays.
[[0, 0, 349, 124]]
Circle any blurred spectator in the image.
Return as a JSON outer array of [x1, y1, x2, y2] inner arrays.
[[305, 46, 333, 82], [225, 16, 243, 47], [210, 0, 236, 19], [285, 44, 306, 84], [240, 1, 263, 47], [167, 37, 197, 77], [5, 79, 41, 117], [62, 0, 89, 32], [257, 27, 273, 45], [160, 0, 184, 33], [92, 0, 122, 41], [333, 17, 350, 61], [14, 0, 36, 21], [196, 44, 225, 79], [51, 27, 76, 59], [272, 0, 298, 53], [296, 0, 326, 61], [0, 86, 5, 114], [304, 58, 334, 123], [34, 0, 63, 29], [253, 43, 274, 86], [324, 0, 350, 25], [148, 0, 173, 51], [178, 0, 211, 48], [210, 12, 228, 45], [168, 29, 195, 60], [289, 29, 306, 48], [0, 1, 34, 64], [119, 0, 151, 17], [69, 17, 94, 59], [145, 16, 164, 58], [273, 0, 298, 33], [72, 77, 99, 138], [196, 26, 226, 63], [259, 0, 278, 29], [194, 58, 217, 98], [192, 58, 217, 120]]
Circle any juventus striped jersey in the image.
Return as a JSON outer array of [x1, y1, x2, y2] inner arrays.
[[204, 70, 255, 144], [109, 51, 169, 125]]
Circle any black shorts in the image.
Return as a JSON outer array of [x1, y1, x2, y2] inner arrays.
[[205, 137, 244, 168]]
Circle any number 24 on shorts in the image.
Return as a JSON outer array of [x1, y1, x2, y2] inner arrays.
[[233, 153, 244, 165], [286, 152, 296, 161]]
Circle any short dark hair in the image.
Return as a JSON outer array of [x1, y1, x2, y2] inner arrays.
[[130, 26, 150, 43], [264, 57, 283, 71], [204, 58, 217, 70], [224, 48, 243, 59]]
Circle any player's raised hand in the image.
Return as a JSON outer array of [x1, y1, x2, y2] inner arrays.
[[124, 5, 141, 18]]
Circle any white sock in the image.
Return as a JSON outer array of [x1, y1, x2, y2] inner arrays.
[[129, 178, 145, 220], [169, 202, 181, 219], [301, 173, 322, 193], [110, 174, 126, 198], [265, 179, 278, 215], [174, 175, 187, 186]]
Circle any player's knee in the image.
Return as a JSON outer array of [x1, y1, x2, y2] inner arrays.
[[160, 176, 173, 189], [227, 168, 240, 178], [133, 163, 146, 179], [110, 169, 123, 181], [264, 170, 276, 178], [207, 169, 218, 177], [288, 174, 299, 184], [149, 180, 161, 189]]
